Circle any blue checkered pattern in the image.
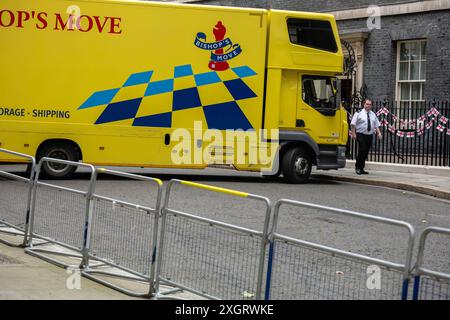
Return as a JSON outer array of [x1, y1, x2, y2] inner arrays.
[[78, 64, 258, 130]]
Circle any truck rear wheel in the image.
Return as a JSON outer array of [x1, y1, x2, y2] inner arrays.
[[281, 147, 312, 184], [37, 142, 79, 179]]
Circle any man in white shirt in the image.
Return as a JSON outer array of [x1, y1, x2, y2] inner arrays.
[[350, 99, 382, 175]]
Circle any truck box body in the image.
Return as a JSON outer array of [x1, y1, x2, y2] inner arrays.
[[0, 0, 348, 182]]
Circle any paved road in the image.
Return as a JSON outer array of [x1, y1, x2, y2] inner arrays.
[[1, 164, 449, 299]]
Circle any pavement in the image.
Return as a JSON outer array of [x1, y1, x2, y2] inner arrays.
[[312, 160, 450, 201], [0, 240, 140, 300]]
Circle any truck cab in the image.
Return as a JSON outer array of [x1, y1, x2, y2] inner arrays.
[[260, 10, 348, 183]]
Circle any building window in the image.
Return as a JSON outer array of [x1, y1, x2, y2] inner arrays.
[[396, 40, 426, 112]]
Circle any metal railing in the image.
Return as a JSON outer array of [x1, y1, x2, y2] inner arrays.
[[412, 226, 450, 300], [155, 179, 271, 300], [346, 100, 450, 167], [0, 148, 35, 247], [25, 157, 96, 268], [265, 199, 416, 300], [81, 168, 163, 298]]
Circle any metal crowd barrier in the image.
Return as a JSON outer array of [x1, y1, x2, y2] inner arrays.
[[0, 148, 35, 247], [155, 179, 271, 300], [82, 168, 163, 298], [265, 199, 415, 300], [25, 158, 96, 268], [412, 227, 450, 300], [3, 149, 448, 301]]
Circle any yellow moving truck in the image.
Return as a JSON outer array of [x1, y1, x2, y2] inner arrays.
[[0, 0, 348, 183]]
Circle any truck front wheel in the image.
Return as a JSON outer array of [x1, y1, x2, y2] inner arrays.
[[281, 147, 313, 184], [37, 142, 80, 179]]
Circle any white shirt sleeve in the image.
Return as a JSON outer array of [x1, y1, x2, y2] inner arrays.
[[350, 113, 358, 126]]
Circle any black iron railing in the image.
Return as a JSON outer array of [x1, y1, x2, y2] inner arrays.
[[346, 100, 450, 167]]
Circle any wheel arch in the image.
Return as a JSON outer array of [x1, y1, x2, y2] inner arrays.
[[36, 139, 83, 161], [279, 131, 319, 165]]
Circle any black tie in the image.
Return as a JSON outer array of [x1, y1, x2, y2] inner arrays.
[[367, 112, 371, 132]]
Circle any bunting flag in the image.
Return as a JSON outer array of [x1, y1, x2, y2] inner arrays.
[[406, 131, 415, 138], [436, 124, 445, 132], [426, 118, 435, 129], [439, 116, 449, 124], [376, 107, 390, 116], [448, 128, 450, 136], [426, 107, 440, 117], [388, 125, 396, 133], [396, 131, 405, 137], [418, 115, 426, 122], [417, 127, 425, 136]]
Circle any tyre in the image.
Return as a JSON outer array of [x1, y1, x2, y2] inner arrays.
[[37, 142, 79, 179], [281, 147, 313, 184]]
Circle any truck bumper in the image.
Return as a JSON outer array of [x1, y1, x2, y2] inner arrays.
[[316, 145, 346, 170]]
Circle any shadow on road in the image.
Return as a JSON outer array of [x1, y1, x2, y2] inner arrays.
[[2, 167, 340, 185], [79, 172, 340, 185]]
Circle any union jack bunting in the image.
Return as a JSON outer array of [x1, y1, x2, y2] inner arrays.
[[427, 107, 440, 117], [376, 107, 390, 116], [406, 131, 415, 138], [436, 124, 445, 132], [396, 131, 405, 137], [439, 116, 448, 124], [417, 127, 425, 136], [388, 125, 396, 133]]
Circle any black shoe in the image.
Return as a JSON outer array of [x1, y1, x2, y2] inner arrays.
[[355, 169, 362, 175], [361, 170, 369, 175]]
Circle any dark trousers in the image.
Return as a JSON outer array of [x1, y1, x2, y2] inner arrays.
[[356, 133, 373, 170]]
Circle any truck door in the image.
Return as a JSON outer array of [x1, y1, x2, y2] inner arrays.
[[296, 74, 342, 145]]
